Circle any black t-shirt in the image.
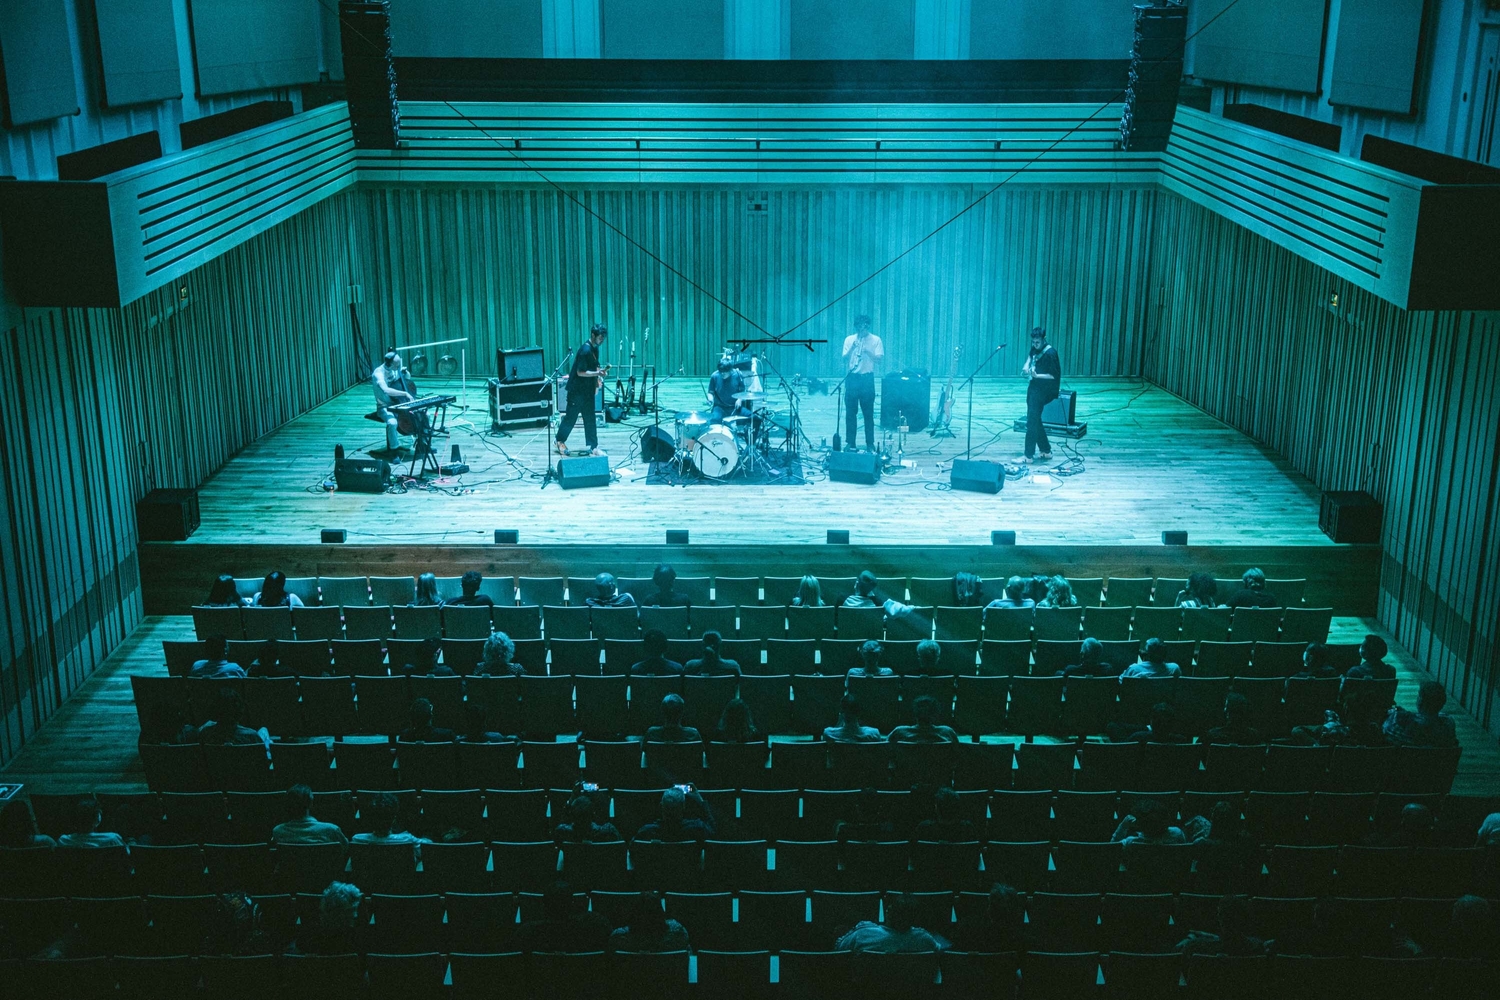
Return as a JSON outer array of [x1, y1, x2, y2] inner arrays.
[[1028, 344, 1061, 400], [568, 341, 601, 399], [444, 594, 494, 607], [1228, 588, 1280, 609], [709, 369, 744, 410]]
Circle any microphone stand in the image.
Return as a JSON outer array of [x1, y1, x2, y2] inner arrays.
[[959, 343, 1007, 461], [540, 348, 575, 489]]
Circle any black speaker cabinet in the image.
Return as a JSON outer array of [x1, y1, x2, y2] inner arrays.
[[881, 369, 930, 431], [1320, 491, 1383, 543], [827, 450, 881, 485], [641, 426, 676, 462], [136, 488, 200, 541], [1042, 390, 1077, 425], [335, 457, 389, 493], [951, 459, 1004, 494], [497, 346, 546, 382], [489, 377, 554, 430], [558, 455, 611, 489]]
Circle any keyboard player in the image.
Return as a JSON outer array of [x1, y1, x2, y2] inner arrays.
[[372, 350, 415, 454]]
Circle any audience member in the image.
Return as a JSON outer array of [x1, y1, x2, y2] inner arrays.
[[479, 630, 522, 677], [206, 892, 272, 956], [1290, 687, 1389, 747], [824, 694, 884, 743], [1038, 575, 1077, 608], [955, 883, 1025, 953], [179, 689, 270, 748], [1206, 693, 1263, 745], [632, 629, 685, 677], [252, 571, 303, 608], [443, 570, 494, 607], [1190, 800, 1257, 887], [271, 785, 348, 845], [1293, 642, 1338, 679], [913, 639, 943, 676], [0, 798, 56, 848], [685, 631, 741, 676], [1059, 636, 1116, 678], [889, 695, 958, 744], [554, 791, 623, 843], [189, 635, 245, 679], [1227, 567, 1280, 609], [791, 575, 824, 607], [1023, 574, 1052, 605], [608, 891, 690, 952], [293, 881, 362, 955], [412, 572, 442, 606], [1175, 572, 1219, 609], [847, 639, 893, 678], [459, 702, 514, 744], [1476, 811, 1500, 847], [645, 694, 703, 744], [915, 787, 976, 842], [1368, 802, 1435, 847], [203, 574, 247, 608], [835, 788, 896, 841], [1383, 681, 1457, 748], [398, 697, 456, 742], [1112, 798, 1187, 846], [58, 794, 127, 849], [985, 576, 1035, 611], [952, 572, 984, 607], [1179, 895, 1266, 956], [835, 894, 946, 953], [517, 880, 612, 952], [352, 791, 429, 859], [644, 564, 691, 607], [1120, 637, 1182, 678], [714, 698, 761, 743], [635, 786, 715, 841], [397, 636, 454, 676], [1343, 634, 1394, 680], [1111, 702, 1190, 744], [586, 573, 636, 608], [1446, 895, 1496, 960], [844, 571, 916, 620]]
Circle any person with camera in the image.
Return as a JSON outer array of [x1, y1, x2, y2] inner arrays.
[[554, 783, 623, 843], [634, 785, 715, 841]]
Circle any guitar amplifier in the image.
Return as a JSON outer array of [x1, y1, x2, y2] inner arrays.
[[335, 457, 389, 494], [497, 346, 545, 382], [881, 369, 930, 431], [489, 377, 554, 430]]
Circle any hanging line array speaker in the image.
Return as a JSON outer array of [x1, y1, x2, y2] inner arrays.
[[1119, 1, 1187, 152], [339, 0, 400, 149]]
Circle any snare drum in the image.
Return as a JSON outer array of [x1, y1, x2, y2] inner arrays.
[[675, 411, 710, 449], [693, 424, 739, 478]]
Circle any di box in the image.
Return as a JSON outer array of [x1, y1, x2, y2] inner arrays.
[[827, 450, 881, 485], [951, 460, 1004, 495], [558, 455, 611, 489]]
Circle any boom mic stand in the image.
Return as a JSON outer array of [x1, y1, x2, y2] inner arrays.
[[959, 342, 1008, 461], [540, 348, 575, 489]]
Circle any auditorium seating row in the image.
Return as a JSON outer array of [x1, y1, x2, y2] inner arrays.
[[191, 602, 1334, 646], [226, 573, 1313, 611]]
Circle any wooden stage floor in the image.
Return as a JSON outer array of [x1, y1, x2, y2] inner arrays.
[[186, 378, 1335, 548]]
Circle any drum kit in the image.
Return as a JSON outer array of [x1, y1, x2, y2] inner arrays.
[[664, 350, 788, 480]]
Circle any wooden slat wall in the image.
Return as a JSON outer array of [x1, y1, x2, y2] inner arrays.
[[0, 192, 365, 765], [1147, 192, 1500, 734], [354, 185, 1158, 379]]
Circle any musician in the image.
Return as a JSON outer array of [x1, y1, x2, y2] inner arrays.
[[556, 323, 610, 456], [707, 357, 747, 424], [1021, 326, 1060, 463], [842, 314, 883, 452], [372, 350, 415, 453]]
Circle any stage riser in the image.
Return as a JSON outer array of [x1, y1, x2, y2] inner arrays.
[[141, 543, 1381, 616]]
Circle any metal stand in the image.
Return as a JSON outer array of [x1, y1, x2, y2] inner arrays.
[[958, 343, 1007, 461], [540, 350, 574, 490]]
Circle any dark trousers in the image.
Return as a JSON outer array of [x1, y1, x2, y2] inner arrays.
[[557, 393, 598, 449], [1025, 389, 1055, 458], [845, 372, 876, 450]]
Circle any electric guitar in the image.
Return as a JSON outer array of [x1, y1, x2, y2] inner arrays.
[[934, 345, 960, 433]]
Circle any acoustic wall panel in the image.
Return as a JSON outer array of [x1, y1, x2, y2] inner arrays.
[[95, 0, 183, 107], [970, 0, 1135, 60], [790, 0, 914, 60], [389, 0, 543, 58], [1329, 0, 1426, 113], [1190, 0, 1325, 94], [188, 0, 321, 96], [602, 0, 724, 59], [0, 0, 79, 126]]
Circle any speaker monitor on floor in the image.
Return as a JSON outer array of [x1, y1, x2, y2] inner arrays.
[[827, 530, 851, 544], [558, 455, 611, 489], [494, 529, 519, 544], [136, 488, 200, 541], [826, 450, 881, 485], [334, 457, 389, 493], [640, 427, 676, 462], [1162, 530, 1188, 545], [666, 529, 690, 544], [322, 529, 347, 544], [992, 530, 1017, 546], [951, 459, 1004, 495]]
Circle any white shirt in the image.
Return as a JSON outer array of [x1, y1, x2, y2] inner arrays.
[[843, 332, 884, 374], [372, 363, 409, 406]]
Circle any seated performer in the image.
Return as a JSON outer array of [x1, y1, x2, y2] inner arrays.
[[372, 350, 415, 455], [707, 357, 747, 424]]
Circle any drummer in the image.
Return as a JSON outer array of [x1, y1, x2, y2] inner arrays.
[[707, 357, 749, 424]]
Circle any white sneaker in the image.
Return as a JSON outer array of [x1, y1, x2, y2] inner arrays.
[[590, 447, 607, 457]]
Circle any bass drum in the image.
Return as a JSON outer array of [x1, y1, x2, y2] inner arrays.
[[693, 425, 739, 478]]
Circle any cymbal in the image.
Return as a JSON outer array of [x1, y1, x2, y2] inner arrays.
[[732, 391, 768, 401]]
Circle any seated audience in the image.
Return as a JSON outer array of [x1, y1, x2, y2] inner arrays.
[[608, 891, 690, 952], [791, 575, 824, 607], [1206, 693, 1263, 745], [517, 880, 612, 952], [836, 788, 896, 841], [1024, 574, 1052, 605], [635, 786, 715, 841], [1112, 798, 1187, 846], [1382, 680, 1457, 747], [398, 697, 456, 742], [844, 571, 916, 620], [58, 794, 127, 849], [398, 636, 454, 676], [1446, 895, 1497, 960], [443, 570, 494, 607], [189, 635, 245, 679], [0, 798, 56, 848], [479, 630, 522, 677], [1477, 811, 1500, 847], [271, 784, 348, 845], [685, 631, 741, 676], [1368, 802, 1436, 847], [954, 883, 1026, 953], [1289, 686, 1389, 747], [916, 787, 976, 842], [713, 698, 761, 743], [251, 570, 303, 608], [846, 639, 893, 678], [824, 694, 884, 743], [1293, 641, 1338, 679], [203, 574, 247, 608], [1227, 567, 1280, 609], [293, 881, 362, 955], [1174, 572, 1219, 609], [644, 564, 692, 607], [412, 572, 442, 606], [586, 572, 636, 608], [1343, 634, 1394, 680], [206, 892, 273, 956], [1059, 636, 1116, 678], [1037, 575, 1077, 608], [984, 576, 1034, 611], [913, 639, 944, 676], [951, 572, 984, 607], [459, 703, 514, 744], [632, 629, 685, 677], [836, 894, 947, 953], [889, 695, 958, 744], [645, 693, 703, 744], [352, 791, 429, 859], [1120, 637, 1182, 678], [554, 791, 623, 843], [179, 689, 270, 748], [1179, 895, 1267, 957], [1111, 702, 1190, 744]]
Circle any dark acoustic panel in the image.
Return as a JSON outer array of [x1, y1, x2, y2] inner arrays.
[[1224, 104, 1341, 152], [1408, 185, 1500, 311], [56, 131, 163, 181], [603, 0, 723, 59], [0, 0, 79, 126], [95, 0, 182, 107], [189, 0, 321, 96], [389, 0, 543, 58], [971, 0, 1134, 60], [179, 100, 294, 149], [1329, 0, 1425, 113], [1190, 0, 1324, 93], [0, 181, 120, 307], [790, 0, 914, 60], [1360, 134, 1500, 185]]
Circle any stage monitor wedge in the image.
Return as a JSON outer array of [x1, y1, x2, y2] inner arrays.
[[558, 455, 611, 490], [952, 460, 1004, 495], [827, 451, 881, 485]]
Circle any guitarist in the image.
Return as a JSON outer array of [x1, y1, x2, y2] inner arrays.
[[1021, 325, 1061, 463], [556, 323, 611, 456]]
